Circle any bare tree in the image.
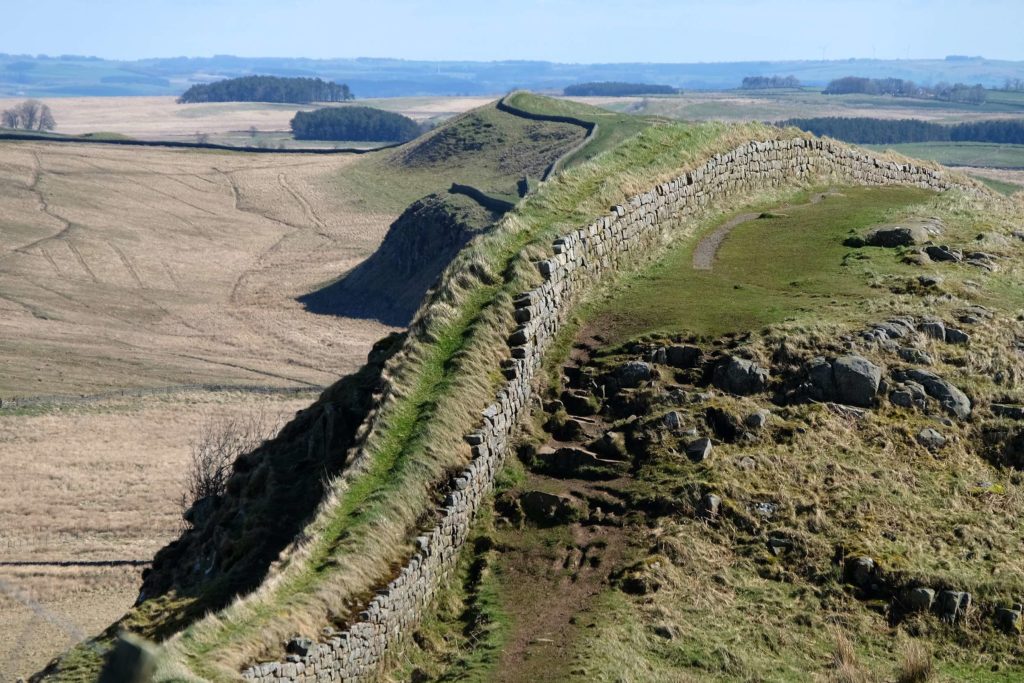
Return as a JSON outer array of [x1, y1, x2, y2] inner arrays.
[[1, 99, 55, 131], [195, 131, 209, 144], [180, 409, 276, 525], [248, 125, 258, 139]]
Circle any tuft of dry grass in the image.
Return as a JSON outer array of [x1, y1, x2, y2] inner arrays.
[[896, 641, 934, 683]]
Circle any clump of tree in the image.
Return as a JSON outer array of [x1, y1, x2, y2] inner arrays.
[[290, 106, 421, 142], [178, 75, 353, 104], [741, 75, 800, 89], [782, 117, 1024, 145], [823, 76, 987, 104], [1, 99, 56, 131], [563, 82, 677, 97], [1003, 78, 1024, 92]]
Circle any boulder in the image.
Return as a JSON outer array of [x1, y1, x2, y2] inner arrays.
[[905, 587, 936, 612], [520, 491, 586, 526], [807, 356, 836, 400], [916, 428, 947, 450], [919, 319, 946, 341], [847, 556, 875, 587], [993, 404, 1024, 420], [996, 606, 1023, 634], [616, 361, 654, 389], [686, 437, 713, 462], [744, 409, 771, 430], [832, 355, 882, 407], [864, 225, 928, 247], [713, 357, 769, 395], [903, 369, 972, 419], [662, 410, 684, 432], [925, 245, 962, 262], [898, 347, 933, 365], [665, 344, 702, 369], [944, 327, 970, 345], [936, 590, 971, 623], [697, 493, 721, 520]]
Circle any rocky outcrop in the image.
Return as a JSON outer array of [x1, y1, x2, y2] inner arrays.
[[242, 136, 974, 682]]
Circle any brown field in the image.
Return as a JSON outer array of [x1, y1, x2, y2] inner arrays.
[[0, 141, 402, 398], [0, 95, 493, 145], [0, 137, 415, 676], [569, 91, 1024, 124], [0, 390, 316, 680]]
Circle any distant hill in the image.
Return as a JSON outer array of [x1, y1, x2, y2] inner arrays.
[[2, 54, 1024, 98], [177, 75, 352, 104]]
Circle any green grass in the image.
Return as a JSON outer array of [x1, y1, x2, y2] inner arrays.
[[970, 174, 1023, 195], [158, 118, 788, 679], [332, 100, 588, 212], [864, 142, 1024, 169], [505, 91, 661, 168], [586, 185, 935, 344]]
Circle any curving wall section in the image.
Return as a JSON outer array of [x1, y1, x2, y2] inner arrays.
[[242, 136, 972, 682]]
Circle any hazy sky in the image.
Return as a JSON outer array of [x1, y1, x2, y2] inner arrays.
[[3, 0, 1022, 63]]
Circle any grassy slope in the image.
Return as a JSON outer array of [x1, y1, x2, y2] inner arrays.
[[588, 185, 935, 342], [331, 101, 588, 210], [524, 187, 1024, 681], [148, 115, 781, 679]]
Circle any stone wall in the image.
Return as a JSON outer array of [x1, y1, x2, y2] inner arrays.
[[242, 137, 972, 682]]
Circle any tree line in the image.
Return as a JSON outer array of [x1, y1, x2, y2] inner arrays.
[[823, 76, 987, 104], [563, 82, 677, 97], [1, 99, 55, 131], [782, 117, 1024, 145], [290, 106, 420, 142], [740, 75, 800, 89], [178, 76, 353, 104]]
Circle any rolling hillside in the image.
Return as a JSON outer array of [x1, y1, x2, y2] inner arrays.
[[23, 94, 1024, 682]]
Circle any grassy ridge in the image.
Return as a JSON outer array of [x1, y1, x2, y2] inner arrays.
[[159, 119, 791, 679]]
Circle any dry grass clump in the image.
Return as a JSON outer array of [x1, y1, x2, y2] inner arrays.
[[896, 641, 934, 683]]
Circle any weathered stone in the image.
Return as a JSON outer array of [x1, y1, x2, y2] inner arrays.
[[936, 590, 971, 623], [519, 491, 586, 526], [993, 404, 1024, 420], [864, 225, 928, 247], [898, 347, 933, 365], [903, 369, 972, 419], [665, 344, 702, 369], [744, 409, 771, 430], [916, 428, 946, 450], [697, 493, 721, 520], [944, 327, 970, 344], [662, 410, 684, 432], [686, 437, 713, 462], [925, 245, 962, 262], [905, 587, 935, 612], [996, 607, 1023, 634], [919, 319, 946, 341], [712, 357, 769, 395], [615, 361, 654, 389], [807, 356, 835, 399], [832, 355, 882, 407], [847, 556, 875, 587]]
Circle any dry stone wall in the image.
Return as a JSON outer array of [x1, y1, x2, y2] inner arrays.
[[242, 137, 972, 682]]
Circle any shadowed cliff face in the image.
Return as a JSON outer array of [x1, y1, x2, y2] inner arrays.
[[132, 332, 403, 635], [299, 192, 501, 326]]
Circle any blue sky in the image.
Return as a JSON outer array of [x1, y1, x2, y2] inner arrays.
[[3, 0, 1022, 62]]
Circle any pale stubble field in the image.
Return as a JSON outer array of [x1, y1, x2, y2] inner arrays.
[[0, 137, 411, 678]]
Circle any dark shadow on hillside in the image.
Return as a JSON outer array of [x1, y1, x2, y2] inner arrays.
[[299, 192, 502, 327]]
